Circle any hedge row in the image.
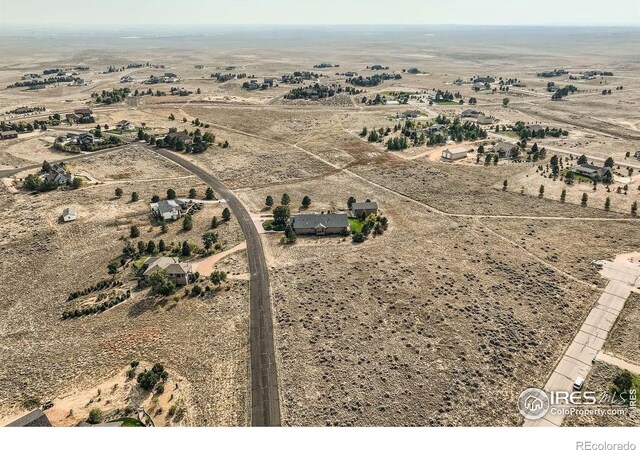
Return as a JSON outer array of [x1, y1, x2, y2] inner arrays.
[[67, 280, 123, 301], [62, 290, 131, 319]]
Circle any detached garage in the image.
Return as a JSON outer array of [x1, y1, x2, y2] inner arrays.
[[62, 207, 77, 222], [442, 149, 468, 161]]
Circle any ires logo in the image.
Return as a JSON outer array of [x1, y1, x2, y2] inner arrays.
[[549, 391, 597, 405]]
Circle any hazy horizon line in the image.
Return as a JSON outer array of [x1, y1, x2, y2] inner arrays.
[[1, 23, 639, 28]]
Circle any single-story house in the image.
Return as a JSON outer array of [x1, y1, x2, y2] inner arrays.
[[74, 108, 92, 117], [442, 148, 469, 161], [492, 141, 517, 158], [6, 410, 52, 427], [142, 256, 193, 285], [166, 131, 192, 144], [151, 199, 185, 221], [290, 213, 350, 236], [62, 207, 77, 222], [0, 130, 18, 139], [573, 164, 612, 181], [461, 109, 483, 119], [350, 202, 379, 219], [120, 76, 133, 83], [427, 124, 446, 134], [476, 115, 495, 125], [116, 120, 134, 130], [65, 113, 80, 122]]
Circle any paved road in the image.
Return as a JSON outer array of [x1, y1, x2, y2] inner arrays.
[[149, 148, 281, 427], [523, 255, 640, 427]]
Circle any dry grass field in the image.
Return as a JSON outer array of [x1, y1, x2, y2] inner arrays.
[[1, 25, 639, 427], [604, 293, 640, 365]]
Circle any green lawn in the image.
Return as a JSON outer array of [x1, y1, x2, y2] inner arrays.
[[348, 218, 364, 233], [109, 417, 144, 427], [262, 219, 273, 231], [132, 257, 147, 269], [433, 100, 459, 105]]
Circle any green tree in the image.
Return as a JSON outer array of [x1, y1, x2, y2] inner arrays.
[[115, 187, 123, 198], [146, 240, 156, 254], [151, 194, 160, 203], [202, 231, 218, 250], [581, 192, 588, 207], [632, 201, 638, 217], [301, 195, 311, 208], [88, 408, 104, 424], [181, 241, 191, 256], [130, 225, 140, 238], [347, 196, 357, 209], [613, 370, 633, 393], [577, 155, 588, 165], [188, 188, 197, 199], [149, 269, 175, 295], [158, 239, 166, 252], [281, 193, 291, 206], [182, 215, 193, 231], [167, 188, 176, 200], [560, 189, 567, 203], [107, 261, 118, 275], [605, 197, 611, 211], [131, 192, 139, 202], [160, 221, 168, 233], [502, 97, 510, 107], [210, 270, 227, 286], [272, 205, 290, 228], [265, 195, 274, 209], [222, 207, 231, 222], [604, 157, 614, 168], [205, 187, 214, 200], [284, 224, 297, 244], [538, 185, 545, 198], [210, 216, 219, 229], [71, 177, 82, 189], [502, 180, 508, 191], [137, 369, 159, 390]]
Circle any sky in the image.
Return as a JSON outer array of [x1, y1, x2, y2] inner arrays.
[[0, 0, 638, 26]]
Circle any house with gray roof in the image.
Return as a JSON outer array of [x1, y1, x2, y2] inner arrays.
[[572, 163, 612, 181], [142, 256, 193, 285], [492, 141, 517, 158], [6, 410, 52, 427], [151, 199, 185, 221], [45, 163, 74, 185], [290, 213, 349, 236], [350, 202, 379, 219], [0, 130, 18, 139]]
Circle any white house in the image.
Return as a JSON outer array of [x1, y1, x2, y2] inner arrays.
[[116, 120, 134, 131], [151, 199, 184, 221], [442, 149, 468, 161], [62, 207, 77, 222]]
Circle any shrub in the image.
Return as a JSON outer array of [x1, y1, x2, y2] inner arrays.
[[88, 408, 104, 424]]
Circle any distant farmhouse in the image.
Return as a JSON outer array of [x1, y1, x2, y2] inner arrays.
[[492, 141, 518, 158], [572, 163, 613, 181], [350, 202, 379, 219], [116, 120, 134, 131], [45, 163, 74, 185], [151, 199, 185, 221], [290, 214, 350, 236], [120, 75, 134, 83], [142, 257, 193, 285], [166, 131, 192, 145]]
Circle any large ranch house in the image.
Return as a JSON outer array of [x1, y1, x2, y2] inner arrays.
[[290, 213, 350, 236], [142, 257, 193, 285]]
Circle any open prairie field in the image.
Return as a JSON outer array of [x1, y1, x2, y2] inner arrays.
[[1, 23, 640, 429]]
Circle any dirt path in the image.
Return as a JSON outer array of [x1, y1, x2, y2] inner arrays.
[[595, 352, 640, 374], [192, 242, 247, 277]]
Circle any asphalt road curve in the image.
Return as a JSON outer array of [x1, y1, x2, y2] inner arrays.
[[151, 148, 281, 427]]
